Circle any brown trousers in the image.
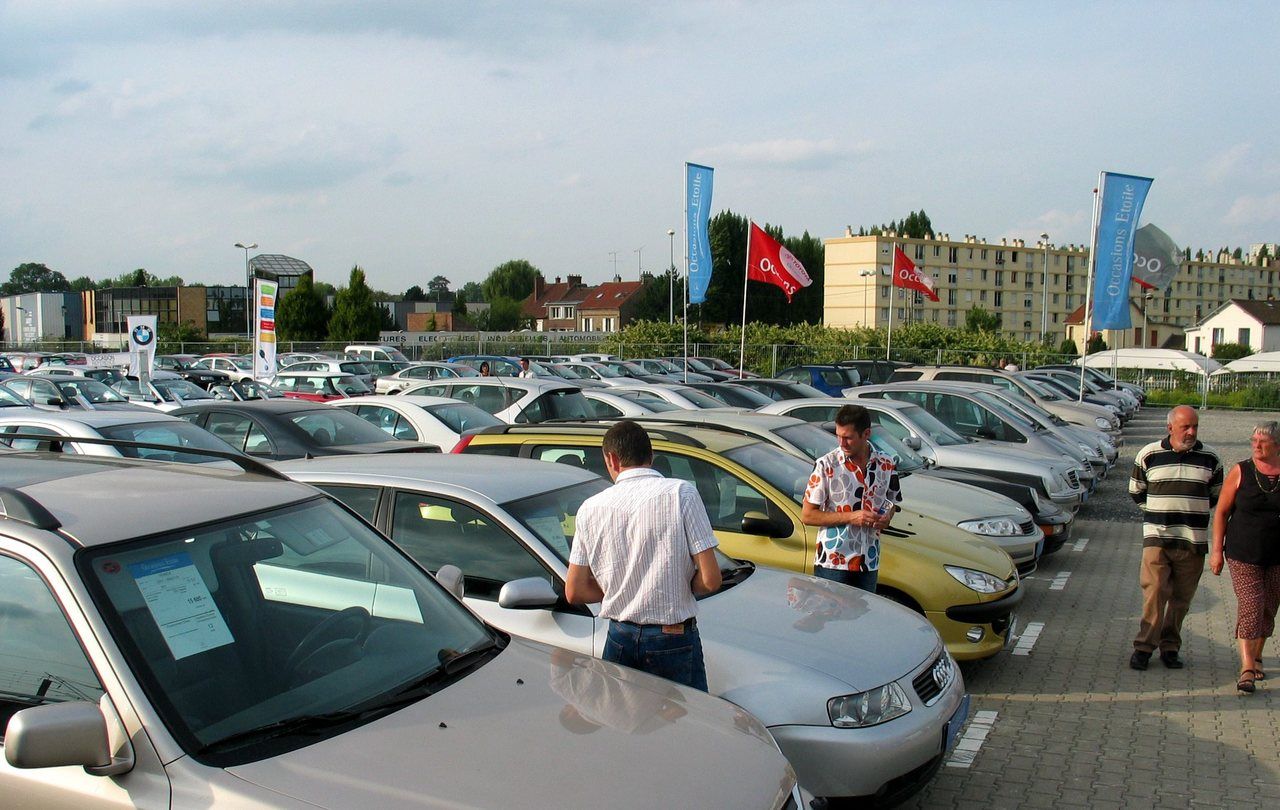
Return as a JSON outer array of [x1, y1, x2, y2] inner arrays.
[[1135, 545, 1206, 653]]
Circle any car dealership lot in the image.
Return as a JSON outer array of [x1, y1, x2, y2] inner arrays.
[[904, 407, 1280, 809]]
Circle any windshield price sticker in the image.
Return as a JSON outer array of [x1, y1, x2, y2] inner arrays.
[[129, 552, 234, 660]]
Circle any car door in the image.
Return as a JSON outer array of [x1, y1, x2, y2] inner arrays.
[[203, 410, 277, 456], [348, 404, 420, 441]]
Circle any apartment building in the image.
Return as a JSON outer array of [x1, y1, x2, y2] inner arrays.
[[823, 231, 1279, 347]]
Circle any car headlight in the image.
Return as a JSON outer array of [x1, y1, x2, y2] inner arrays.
[[828, 682, 912, 728], [958, 517, 1022, 536], [1079, 444, 1102, 461], [1094, 416, 1110, 429], [945, 565, 1008, 594]]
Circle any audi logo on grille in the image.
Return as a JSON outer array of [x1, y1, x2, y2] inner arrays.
[[931, 657, 953, 691]]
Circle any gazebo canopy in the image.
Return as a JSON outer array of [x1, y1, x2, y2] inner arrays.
[[1213, 351, 1280, 376], [1080, 348, 1221, 375]]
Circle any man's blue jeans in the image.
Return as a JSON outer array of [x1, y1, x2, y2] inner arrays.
[[815, 566, 878, 593], [604, 619, 708, 692]]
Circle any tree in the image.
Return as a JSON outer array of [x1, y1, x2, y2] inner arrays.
[[1086, 333, 1108, 354], [482, 260, 541, 303], [1259, 245, 1272, 266], [404, 285, 427, 302], [328, 266, 385, 341], [484, 297, 525, 331], [964, 306, 1002, 332], [277, 273, 330, 341], [459, 281, 484, 304], [1211, 342, 1253, 361], [453, 288, 469, 317], [158, 319, 206, 347], [428, 275, 451, 302], [1057, 338, 1078, 357], [3, 262, 70, 295], [69, 276, 96, 291]]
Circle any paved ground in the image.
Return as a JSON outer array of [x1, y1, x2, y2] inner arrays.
[[903, 406, 1280, 809]]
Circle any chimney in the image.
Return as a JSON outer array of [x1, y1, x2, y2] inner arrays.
[[845, 225, 854, 237], [567, 274, 582, 287], [554, 276, 561, 284], [533, 275, 545, 300], [613, 274, 622, 283]]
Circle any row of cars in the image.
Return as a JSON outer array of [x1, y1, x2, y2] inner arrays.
[[0, 355, 1139, 805]]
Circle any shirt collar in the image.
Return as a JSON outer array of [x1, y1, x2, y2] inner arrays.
[[616, 467, 662, 482]]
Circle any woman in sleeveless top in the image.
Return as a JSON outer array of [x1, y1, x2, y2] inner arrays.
[[1211, 421, 1280, 694]]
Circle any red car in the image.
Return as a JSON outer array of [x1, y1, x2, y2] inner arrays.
[[271, 371, 371, 402]]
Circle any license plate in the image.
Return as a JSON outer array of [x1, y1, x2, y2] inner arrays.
[[943, 693, 971, 752]]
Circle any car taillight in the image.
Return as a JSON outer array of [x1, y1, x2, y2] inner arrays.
[[451, 434, 473, 453]]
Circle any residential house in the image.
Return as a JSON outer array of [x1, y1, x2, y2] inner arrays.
[[1184, 298, 1280, 355], [522, 275, 589, 332]]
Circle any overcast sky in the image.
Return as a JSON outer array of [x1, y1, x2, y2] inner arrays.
[[2, 1, 1277, 294]]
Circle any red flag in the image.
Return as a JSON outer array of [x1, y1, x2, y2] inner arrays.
[[892, 246, 939, 302], [747, 221, 812, 302]]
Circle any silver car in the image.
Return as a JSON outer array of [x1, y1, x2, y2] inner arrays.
[[0, 452, 797, 808], [277, 454, 970, 805]]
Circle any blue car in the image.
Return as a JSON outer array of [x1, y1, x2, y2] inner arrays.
[[776, 365, 862, 396]]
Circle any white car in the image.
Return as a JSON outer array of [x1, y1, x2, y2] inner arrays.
[[579, 388, 668, 418], [281, 358, 376, 386], [608, 383, 734, 411], [0, 409, 237, 463], [398, 377, 594, 424], [331, 394, 504, 451], [277, 454, 968, 805], [112, 374, 218, 411], [558, 361, 644, 388], [190, 356, 256, 382], [375, 361, 480, 394]]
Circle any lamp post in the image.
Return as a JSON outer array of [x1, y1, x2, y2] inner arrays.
[[634, 246, 643, 281], [235, 241, 257, 337], [1039, 233, 1050, 341], [1141, 292, 1154, 347], [859, 268, 876, 327], [667, 229, 676, 324]]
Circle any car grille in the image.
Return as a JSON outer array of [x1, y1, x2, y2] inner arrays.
[[912, 651, 955, 706], [1019, 519, 1035, 535], [1066, 469, 1081, 490]]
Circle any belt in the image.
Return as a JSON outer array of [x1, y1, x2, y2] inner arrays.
[[613, 617, 697, 632]]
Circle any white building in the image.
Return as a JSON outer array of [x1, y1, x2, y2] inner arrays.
[[1183, 298, 1280, 355]]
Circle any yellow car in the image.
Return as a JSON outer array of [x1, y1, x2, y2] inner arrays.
[[457, 423, 1023, 660]]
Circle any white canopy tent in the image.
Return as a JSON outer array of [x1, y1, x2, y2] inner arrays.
[[1212, 351, 1280, 376], [1080, 348, 1221, 375]]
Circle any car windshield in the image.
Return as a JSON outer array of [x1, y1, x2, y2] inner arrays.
[[773, 423, 843, 461], [695, 383, 773, 408], [1019, 376, 1062, 401], [588, 363, 621, 378], [897, 404, 970, 446], [230, 357, 253, 370], [970, 392, 1036, 431], [97, 419, 244, 462], [615, 391, 680, 412], [722, 441, 813, 504], [548, 364, 584, 380], [235, 379, 284, 400], [699, 358, 732, 371], [782, 381, 829, 398], [652, 359, 683, 373], [79, 497, 493, 766], [668, 387, 726, 409], [52, 378, 129, 404], [339, 362, 372, 375], [425, 402, 504, 433], [155, 379, 215, 401], [289, 407, 401, 445], [333, 375, 372, 395], [868, 430, 927, 472], [0, 383, 28, 407]]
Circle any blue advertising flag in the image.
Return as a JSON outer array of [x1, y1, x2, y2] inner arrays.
[[1090, 171, 1153, 330], [686, 162, 714, 305]]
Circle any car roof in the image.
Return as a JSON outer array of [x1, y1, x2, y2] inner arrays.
[[0, 453, 314, 546], [0, 410, 187, 428], [332, 394, 459, 408], [173, 400, 330, 415], [633, 411, 808, 432], [468, 421, 762, 452], [275, 454, 599, 502]]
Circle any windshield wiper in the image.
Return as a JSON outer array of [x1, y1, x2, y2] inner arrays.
[[438, 638, 504, 676], [198, 709, 369, 754]]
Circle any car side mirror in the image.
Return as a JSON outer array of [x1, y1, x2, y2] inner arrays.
[[498, 576, 559, 609], [4, 698, 133, 776], [741, 510, 788, 538], [976, 427, 997, 440], [435, 564, 465, 600], [904, 435, 922, 450]]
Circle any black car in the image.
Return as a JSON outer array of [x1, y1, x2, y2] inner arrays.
[[156, 355, 234, 389], [171, 400, 440, 459], [684, 382, 776, 408], [724, 378, 831, 401]]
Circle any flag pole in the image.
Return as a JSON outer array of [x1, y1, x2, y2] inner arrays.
[[1080, 173, 1103, 401], [885, 241, 895, 360], [682, 167, 689, 384], [739, 221, 752, 375]]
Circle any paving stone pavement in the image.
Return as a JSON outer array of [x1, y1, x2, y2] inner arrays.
[[902, 406, 1280, 809]]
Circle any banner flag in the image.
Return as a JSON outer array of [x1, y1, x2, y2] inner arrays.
[[892, 246, 939, 301], [253, 278, 278, 379], [686, 162, 714, 305], [1131, 223, 1181, 291], [1090, 171, 1153, 330], [126, 315, 158, 378], [746, 221, 812, 302]]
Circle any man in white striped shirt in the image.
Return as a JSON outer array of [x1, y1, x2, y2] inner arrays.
[[566, 420, 721, 690]]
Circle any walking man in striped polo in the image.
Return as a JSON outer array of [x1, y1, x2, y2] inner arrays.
[[1129, 405, 1224, 670]]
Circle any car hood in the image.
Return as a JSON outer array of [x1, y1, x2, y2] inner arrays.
[[325, 440, 440, 455], [883, 508, 1017, 581], [938, 440, 1070, 472], [900, 474, 1030, 525], [224, 639, 792, 809], [700, 566, 940, 709]]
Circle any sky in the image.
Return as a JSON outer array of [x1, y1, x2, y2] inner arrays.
[[2, 1, 1278, 294]]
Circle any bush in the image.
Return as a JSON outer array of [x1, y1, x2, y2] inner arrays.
[[1211, 342, 1253, 361]]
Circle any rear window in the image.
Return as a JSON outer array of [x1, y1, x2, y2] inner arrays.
[[426, 403, 504, 433]]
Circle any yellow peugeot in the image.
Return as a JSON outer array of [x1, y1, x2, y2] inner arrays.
[[456, 423, 1022, 660]]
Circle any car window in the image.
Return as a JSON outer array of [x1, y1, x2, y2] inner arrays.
[[818, 370, 848, 387], [650, 451, 771, 532], [888, 370, 922, 382], [204, 411, 271, 454], [587, 399, 623, 418], [0, 555, 105, 735], [451, 384, 516, 415], [353, 405, 419, 441], [406, 365, 438, 379], [788, 405, 839, 423], [289, 409, 396, 446], [424, 402, 502, 434], [0, 424, 67, 452], [532, 445, 610, 479], [5, 379, 32, 398], [742, 382, 783, 401], [777, 368, 806, 383], [99, 420, 243, 462], [114, 379, 148, 399], [518, 390, 591, 423], [503, 479, 613, 563], [389, 492, 551, 599], [316, 484, 382, 523], [56, 378, 128, 404]]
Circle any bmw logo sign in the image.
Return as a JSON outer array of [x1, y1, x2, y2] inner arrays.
[[132, 324, 154, 346]]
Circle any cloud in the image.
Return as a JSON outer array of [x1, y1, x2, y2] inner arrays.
[[1224, 192, 1280, 227], [52, 78, 90, 95], [1203, 143, 1251, 185], [383, 170, 414, 187], [691, 138, 867, 171], [26, 79, 183, 130]]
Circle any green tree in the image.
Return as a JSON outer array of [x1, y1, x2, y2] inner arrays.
[[459, 281, 484, 303], [1087, 333, 1108, 354], [483, 297, 525, 331], [1259, 245, 1272, 266], [69, 276, 96, 291], [328, 266, 384, 341], [404, 284, 427, 302], [428, 275, 451, 302], [1057, 338, 1079, 357], [964, 306, 1002, 332], [1211, 342, 1253, 361], [158, 319, 206, 347], [482, 260, 541, 302], [3, 262, 70, 294], [277, 273, 330, 341], [453, 288, 469, 317]]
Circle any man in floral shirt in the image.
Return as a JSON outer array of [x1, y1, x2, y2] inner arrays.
[[801, 403, 901, 593]]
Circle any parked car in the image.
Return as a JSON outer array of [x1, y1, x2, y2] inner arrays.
[[6, 375, 141, 411], [540, 362, 610, 388], [35, 365, 127, 386], [725, 377, 831, 401], [173, 400, 439, 458], [0, 451, 796, 808], [660, 357, 739, 381], [579, 388, 669, 417], [279, 454, 968, 805], [1036, 363, 1146, 404], [112, 373, 218, 411], [0, 410, 237, 463], [685, 381, 778, 408], [448, 354, 522, 377], [344, 343, 411, 363], [1028, 368, 1137, 418], [606, 383, 732, 411], [190, 355, 256, 382], [835, 359, 912, 385], [271, 370, 372, 401], [456, 422, 1023, 661], [627, 411, 1045, 574], [153, 355, 234, 390], [399, 377, 594, 424], [208, 378, 287, 401], [280, 359, 376, 387], [331, 394, 504, 450], [777, 365, 862, 396], [628, 358, 714, 382], [374, 361, 480, 394], [1019, 371, 1127, 418], [556, 361, 644, 387]]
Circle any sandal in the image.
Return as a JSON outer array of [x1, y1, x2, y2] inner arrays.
[[1256, 659, 1266, 680], [1238, 669, 1258, 694]]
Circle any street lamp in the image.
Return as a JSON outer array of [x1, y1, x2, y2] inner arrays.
[[1141, 292, 1154, 347], [667, 229, 676, 324], [859, 268, 876, 327], [235, 241, 257, 336], [1039, 233, 1050, 340], [634, 246, 643, 281]]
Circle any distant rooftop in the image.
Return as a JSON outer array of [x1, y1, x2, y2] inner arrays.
[[249, 254, 313, 278]]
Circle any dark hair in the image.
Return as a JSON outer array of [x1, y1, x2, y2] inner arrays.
[[603, 420, 653, 468], [833, 403, 870, 432]]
